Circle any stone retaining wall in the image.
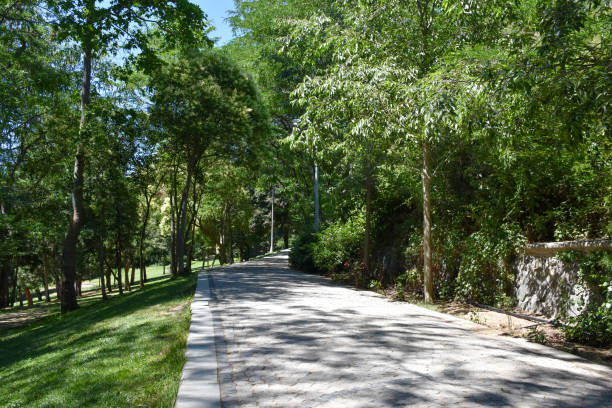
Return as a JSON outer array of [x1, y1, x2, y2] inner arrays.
[[513, 239, 610, 319]]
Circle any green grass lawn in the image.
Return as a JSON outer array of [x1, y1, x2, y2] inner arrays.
[[0, 273, 197, 407]]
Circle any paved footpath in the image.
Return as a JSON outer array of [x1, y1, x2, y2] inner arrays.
[[180, 250, 612, 407]]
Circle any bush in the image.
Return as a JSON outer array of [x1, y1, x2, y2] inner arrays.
[[289, 227, 319, 272], [312, 214, 364, 273], [561, 250, 612, 347], [454, 222, 525, 306]]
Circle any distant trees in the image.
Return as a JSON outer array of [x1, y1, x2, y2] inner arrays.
[[0, 1, 274, 313], [150, 49, 269, 275]]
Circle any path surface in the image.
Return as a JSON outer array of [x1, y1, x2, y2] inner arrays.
[[188, 251, 612, 407]]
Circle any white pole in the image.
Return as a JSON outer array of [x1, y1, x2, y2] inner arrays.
[[269, 187, 274, 253], [314, 163, 319, 232]]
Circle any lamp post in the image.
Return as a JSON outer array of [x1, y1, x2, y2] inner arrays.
[[269, 186, 274, 253]]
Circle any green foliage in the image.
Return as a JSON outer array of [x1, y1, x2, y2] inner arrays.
[[526, 327, 548, 345], [561, 251, 612, 347], [396, 269, 423, 294], [454, 223, 525, 306], [312, 214, 364, 273], [289, 228, 319, 272], [368, 279, 382, 292]]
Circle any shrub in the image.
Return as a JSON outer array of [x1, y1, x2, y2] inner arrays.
[[312, 214, 364, 273], [289, 227, 319, 272], [561, 250, 612, 347], [454, 222, 525, 306]]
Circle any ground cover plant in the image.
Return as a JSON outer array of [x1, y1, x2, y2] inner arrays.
[[0, 274, 196, 407]]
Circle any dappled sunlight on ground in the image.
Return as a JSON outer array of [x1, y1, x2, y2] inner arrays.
[[206, 251, 612, 407]]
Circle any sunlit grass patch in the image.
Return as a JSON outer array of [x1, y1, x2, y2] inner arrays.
[[0, 274, 197, 408]]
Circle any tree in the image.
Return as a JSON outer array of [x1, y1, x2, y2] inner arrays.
[[42, 0, 207, 312], [150, 48, 269, 275]]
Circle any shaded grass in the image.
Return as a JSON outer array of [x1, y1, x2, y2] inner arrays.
[[0, 273, 197, 408]]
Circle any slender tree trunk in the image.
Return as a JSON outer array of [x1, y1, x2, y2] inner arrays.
[[124, 261, 130, 291], [35, 289, 42, 302], [130, 257, 135, 286], [176, 160, 194, 275], [18, 287, 23, 307], [422, 138, 434, 303], [60, 15, 94, 312], [170, 195, 177, 277], [364, 173, 373, 287], [98, 237, 107, 300], [105, 265, 112, 293], [10, 266, 17, 306], [116, 245, 123, 295], [24, 287, 33, 306], [42, 264, 50, 302], [283, 219, 289, 249], [139, 193, 153, 288], [54, 275, 62, 304], [0, 263, 9, 308], [75, 276, 82, 297]]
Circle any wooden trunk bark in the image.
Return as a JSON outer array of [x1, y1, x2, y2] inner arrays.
[[124, 262, 130, 291], [60, 13, 94, 312], [42, 266, 50, 302], [24, 287, 33, 306], [98, 238, 107, 300], [116, 246, 123, 295], [139, 192, 153, 287], [170, 192, 177, 277], [176, 160, 194, 275], [0, 264, 9, 308]]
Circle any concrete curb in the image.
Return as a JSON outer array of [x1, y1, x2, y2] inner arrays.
[[175, 271, 221, 408]]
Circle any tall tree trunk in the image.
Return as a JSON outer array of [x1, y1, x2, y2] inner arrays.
[[364, 173, 373, 287], [116, 245, 123, 295], [98, 237, 107, 300], [176, 160, 194, 275], [0, 263, 9, 308], [75, 276, 82, 297], [42, 263, 50, 302], [105, 265, 112, 293], [60, 15, 93, 312], [130, 261, 135, 286], [170, 194, 177, 277], [139, 192, 153, 288], [422, 138, 434, 303], [24, 287, 33, 306], [124, 261, 130, 291], [10, 266, 17, 307], [54, 275, 62, 304]]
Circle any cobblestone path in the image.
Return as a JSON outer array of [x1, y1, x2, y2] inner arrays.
[[207, 251, 611, 407]]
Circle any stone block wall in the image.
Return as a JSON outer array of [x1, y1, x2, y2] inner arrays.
[[513, 239, 610, 319]]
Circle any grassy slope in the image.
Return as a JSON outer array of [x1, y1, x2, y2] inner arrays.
[[0, 273, 197, 408]]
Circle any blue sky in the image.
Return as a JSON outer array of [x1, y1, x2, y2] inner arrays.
[[192, 0, 236, 46]]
